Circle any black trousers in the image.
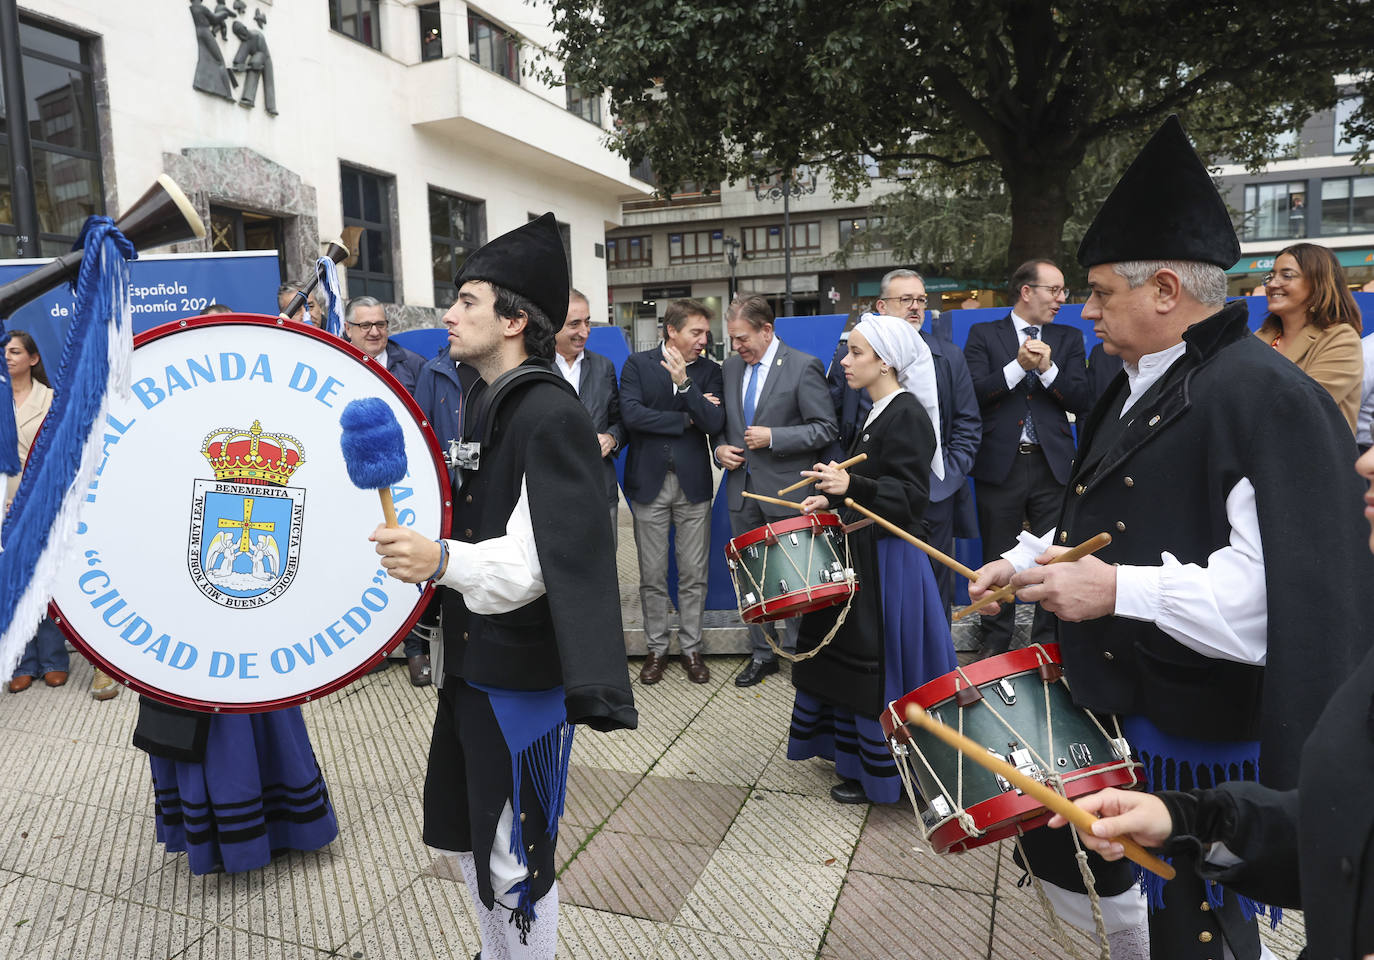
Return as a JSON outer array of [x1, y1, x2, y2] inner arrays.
[[973, 445, 1062, 655]]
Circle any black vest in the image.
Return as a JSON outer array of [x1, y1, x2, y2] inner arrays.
[[1055, 346, 1263, 742], [438, 368, 572, 690]]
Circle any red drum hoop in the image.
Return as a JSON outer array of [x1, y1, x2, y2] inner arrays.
[[49, 314, 451, 712], [883, 644, 1141, 854], [725, 512, 857, 622]]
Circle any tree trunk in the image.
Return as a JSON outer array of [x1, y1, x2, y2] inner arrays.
[[1003, 165, 1074, 274]]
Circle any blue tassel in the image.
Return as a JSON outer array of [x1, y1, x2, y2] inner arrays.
[[0, 218, 134, 676], [0, 322, 19, 475]]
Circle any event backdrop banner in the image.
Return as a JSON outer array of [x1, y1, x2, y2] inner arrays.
[[0, 251, 281, 372], [50, 315, 449, 712]]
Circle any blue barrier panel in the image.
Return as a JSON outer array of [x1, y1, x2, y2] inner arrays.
[[0, 251, 281, 374]]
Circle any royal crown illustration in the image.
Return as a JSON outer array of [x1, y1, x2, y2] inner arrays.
[[201, 420, 306, 486]]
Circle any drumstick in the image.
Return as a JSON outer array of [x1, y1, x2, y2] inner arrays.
[[903, 701, 1175, 881], [339, 398, 407, 527], [842, 497, 979, 581], [742, 490, 806, 512], [777, 453, 868, 496], [952, 532, 1113, 622]]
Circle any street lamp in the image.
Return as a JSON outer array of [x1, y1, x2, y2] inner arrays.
[[754, 168, 817, 316], [723, 235, 740, 304]]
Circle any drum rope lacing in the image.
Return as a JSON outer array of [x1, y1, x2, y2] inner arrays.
[[728, 515, 857, 663]]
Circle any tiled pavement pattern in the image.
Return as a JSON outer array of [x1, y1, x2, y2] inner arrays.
[[0, 505, 1307, 958]]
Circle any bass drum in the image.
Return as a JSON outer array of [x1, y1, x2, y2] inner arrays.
[[50, 314, 450, 712]]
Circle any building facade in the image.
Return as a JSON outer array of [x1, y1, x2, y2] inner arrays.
[[1, 0, 646, 327], [1218, 84, 1372, 293]]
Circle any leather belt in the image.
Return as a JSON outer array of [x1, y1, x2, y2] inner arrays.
[[1017, 442, 1040, 454]]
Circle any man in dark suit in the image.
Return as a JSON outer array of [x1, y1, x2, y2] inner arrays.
[[344, 296, 425, 393], [826, 268, 981, 614], [713, 294, 838, 687], [964, 259, 1091, 655], [553, 289, 626, 543], [620, 299, 725, 685], [1086, 341, 1125, 408]]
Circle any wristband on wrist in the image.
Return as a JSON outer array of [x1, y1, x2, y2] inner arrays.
[[430, 539, 449, 581]]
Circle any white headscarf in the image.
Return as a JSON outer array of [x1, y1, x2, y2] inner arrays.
[[852, 312, 944, 481]]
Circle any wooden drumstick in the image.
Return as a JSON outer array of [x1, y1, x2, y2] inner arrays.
[[952, 532, 1113, 622], [777, 453, 868, 496], [742, 490, 807, 512], [903, 702, 1176, 881], [842, 497, 979, 581]]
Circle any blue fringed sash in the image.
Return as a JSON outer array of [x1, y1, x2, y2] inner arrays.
[[1120, 715, 1281, 929], [315, 256, 345, 338], [471, 682, 574, 932]]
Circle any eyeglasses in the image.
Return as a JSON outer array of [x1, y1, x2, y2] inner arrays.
[[347, 320, 388, 332], [1262, 270, 1301, 285], [881, 295, 929, 308], [1027, 284, 1070, 299]]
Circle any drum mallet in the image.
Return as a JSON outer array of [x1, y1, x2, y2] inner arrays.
[[952, 532, 1113, 621], [742, 491, 807, 512], [842, 498, 979, 581], [339, 398, 407, 527], [902, 701, 1176, 881], [778, 453, 868, 496]]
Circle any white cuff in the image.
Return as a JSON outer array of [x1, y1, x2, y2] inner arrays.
[[1113, 564, 1161, 621], [1038, 362, 1059, 387], [1002, 358, 1025, 390]]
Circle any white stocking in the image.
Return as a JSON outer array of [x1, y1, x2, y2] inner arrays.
[[494, 880, 559, 960], [454, 850, 511, 960]]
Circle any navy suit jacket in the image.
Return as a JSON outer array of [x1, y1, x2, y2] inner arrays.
[[963, 315, 1091, 485], [383, 338, 426, 394], [825, 329, 981, 503], [619, 347, 725, 504], [1086, 342, 1125, 410], [571, 350, 626, 505]]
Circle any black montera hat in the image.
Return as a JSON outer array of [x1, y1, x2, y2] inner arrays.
[[1077, 115, 1240, 270], [454, 212, 569, 325]]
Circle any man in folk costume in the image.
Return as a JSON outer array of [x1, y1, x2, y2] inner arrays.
[[374, 214, 637, 960], [969, 116, 1374, 960]]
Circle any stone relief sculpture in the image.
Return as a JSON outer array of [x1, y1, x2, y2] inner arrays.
[[231, 17, 277, 116], [191, 0, 277, 116], [190, 0, 237, 100]]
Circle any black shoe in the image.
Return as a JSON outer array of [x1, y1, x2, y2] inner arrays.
[[734, 658, 779, 687], [830, 778, 868, 804]]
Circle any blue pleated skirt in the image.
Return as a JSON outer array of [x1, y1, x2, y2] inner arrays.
[[788, 538, 956, 802], [149, 707, 338, 874]]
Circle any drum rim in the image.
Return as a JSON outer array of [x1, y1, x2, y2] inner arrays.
[[881, 643, 1062, 738], [725, 510, 842, 556], [738, 579, 859, 622], [49, 313, 453, 713]]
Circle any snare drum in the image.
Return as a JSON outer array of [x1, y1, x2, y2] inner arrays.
[[881, 644, 1140, 854], [725, 512, 858, 623]]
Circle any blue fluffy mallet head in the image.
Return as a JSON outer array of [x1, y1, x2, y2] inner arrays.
[[339, 398, 408, 490]]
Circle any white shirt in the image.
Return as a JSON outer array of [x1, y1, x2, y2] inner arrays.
[[861, 388, 903, 431], [438, 477, 544, 614], [1357, 332, 1374, 447], [554, 351, 584, 395], [1001, 341, 1268, 666], [1003, 312, 1061, 442], [741, 335, 782, 409], [376, 347, 389, 370]]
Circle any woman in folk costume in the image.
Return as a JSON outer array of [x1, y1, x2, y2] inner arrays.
[[788, 312, 958, 805], [133, 698, 339, 874]]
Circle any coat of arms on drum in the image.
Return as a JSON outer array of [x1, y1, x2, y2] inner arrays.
[[187, 419, 306, 609]]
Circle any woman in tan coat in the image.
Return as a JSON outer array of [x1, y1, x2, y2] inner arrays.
[[1255, 242, 1364, 433]]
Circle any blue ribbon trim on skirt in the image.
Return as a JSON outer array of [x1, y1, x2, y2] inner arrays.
[[1119, 715, 1281, 929]]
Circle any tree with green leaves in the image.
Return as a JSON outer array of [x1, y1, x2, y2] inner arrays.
[[545, 0, 1374, 275]]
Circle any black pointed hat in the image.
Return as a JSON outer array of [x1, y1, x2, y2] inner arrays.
[[454, 212, 569, 325], [1077, 115, 1240, 270]]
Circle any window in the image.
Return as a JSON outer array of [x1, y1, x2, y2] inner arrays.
[[430, 188, 485, 308], [839, 216, 886, 249], [668, 230, 723, 264], [1320, 176, 1374, 235], [468, 12, 519, 82], [1335, 96, 1365, 155], [0, 20, 105, 257], [329, 0, 382, 49], [566, 78, 601, 125], [606, 235, 652, 268], [340, 164, 396, 301], [419, 4, 443, 61], [1241, 182, 1307, 241], [741, 221, 820, 259]]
